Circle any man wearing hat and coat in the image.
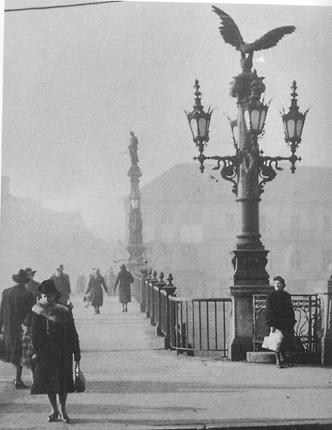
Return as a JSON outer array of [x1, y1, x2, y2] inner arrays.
[[51, 264, 71, 307], [25, 268, 40, 303], [0, 269, 34, 388], [114, 264, 134, 312]]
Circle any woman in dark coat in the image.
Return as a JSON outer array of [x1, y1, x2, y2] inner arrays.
[[31, 279, 81, 423], [265, 275, 296, 368], [84, 268, 108, 315], [114, 264, 134, 312], [0, 269, 34, 388]]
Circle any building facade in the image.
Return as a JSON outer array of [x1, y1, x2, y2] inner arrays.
[[138, 164, 332, 297]]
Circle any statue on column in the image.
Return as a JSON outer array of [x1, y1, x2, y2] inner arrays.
[[129, 131, 139, 166]]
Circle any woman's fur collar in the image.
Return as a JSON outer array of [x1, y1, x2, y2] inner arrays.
[[32, 302, 71, 324]]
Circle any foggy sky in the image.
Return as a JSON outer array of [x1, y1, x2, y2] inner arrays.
[[2, 0, 332, 240]]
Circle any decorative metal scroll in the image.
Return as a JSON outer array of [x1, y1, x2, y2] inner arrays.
[[253, 294, 322, 354]]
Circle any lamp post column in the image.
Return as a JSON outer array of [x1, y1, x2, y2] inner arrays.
[[229, 71, 272, 360], [127, 132, 145, 276]]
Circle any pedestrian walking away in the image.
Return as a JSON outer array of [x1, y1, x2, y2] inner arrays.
[[264, 275, 296, 368], [51, 264, 72, 307], [0, 269, 34, 388], [84, 268, 108, 315], [30, 279, 81, 423], [114, 264, 134, 312], [25, 267, 40, 303]]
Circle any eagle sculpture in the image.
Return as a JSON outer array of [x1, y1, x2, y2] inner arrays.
[[212, 6, 295, 72]]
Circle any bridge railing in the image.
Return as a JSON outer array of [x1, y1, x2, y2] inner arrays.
[[253, 293, 323, 361], [132, 270, 232, 357], [132, 270, 330, 363]]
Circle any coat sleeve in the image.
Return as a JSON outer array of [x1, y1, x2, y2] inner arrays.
[[84, 278, 92, 295], [101, 277, 108, 293], [0, 290, 6, 331], [31, 312, 42, 353], [264, 294, 276, 327], [69, 314, 81, 362]]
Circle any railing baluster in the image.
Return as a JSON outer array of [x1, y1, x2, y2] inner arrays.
[[186, 301, 189, 350], [223, 300, 226, 356], [199, 301, 202, 350], [192, 301, 195, 350], [206, 301, 210, 351], [215, 301, 218, 351]]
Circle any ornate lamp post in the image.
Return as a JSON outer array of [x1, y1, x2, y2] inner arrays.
[[186, 7, 308, 359], [127, 131, 145, 274]]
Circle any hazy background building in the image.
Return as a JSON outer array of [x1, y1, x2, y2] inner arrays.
[[139, 164, 332, 297], [0, 176, 117, 289]]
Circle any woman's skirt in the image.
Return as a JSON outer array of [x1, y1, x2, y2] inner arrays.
[[31, 352, 75, 394]]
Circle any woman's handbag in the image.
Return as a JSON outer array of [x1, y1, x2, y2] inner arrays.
[[262, 328, 284, 352], [74, 362, 86, 393]]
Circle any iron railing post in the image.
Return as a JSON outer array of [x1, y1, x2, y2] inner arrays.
[[164, 274, 177, 349]]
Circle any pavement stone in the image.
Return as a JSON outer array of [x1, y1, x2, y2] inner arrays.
[[0, 296, 331, 429]]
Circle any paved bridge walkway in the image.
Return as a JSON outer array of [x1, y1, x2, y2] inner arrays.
[[0, 296, 331, 429]]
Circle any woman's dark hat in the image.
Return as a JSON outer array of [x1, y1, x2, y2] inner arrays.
[[12, 269, 30, 284], [38, 279, 61, 300], [25, 267, 37, 275], [120, 264, 126, 270]]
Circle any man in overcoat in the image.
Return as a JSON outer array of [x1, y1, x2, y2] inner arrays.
[[51, 264, 71, 307], [264, 275, 296, 368], [25, 267, 40, 303], [114, 264, 134, 312], [0, 269, 34, 388]]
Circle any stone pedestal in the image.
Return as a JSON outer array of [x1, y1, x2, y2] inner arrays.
[[229, 284, 273, 361]]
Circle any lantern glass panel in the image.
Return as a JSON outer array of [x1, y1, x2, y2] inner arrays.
[[287, 118, 295, 139], [296, 119, 303, 139], [189, 118, 198, 139], [259, 110, 266, 132], [250, 109, 260, 131], [131, 198, 139, 209], [244, 110, 250, 131], [198, 117, 207, 138]]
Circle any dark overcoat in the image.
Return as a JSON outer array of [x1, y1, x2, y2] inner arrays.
[[0, 284, 34, 366], [265, 290, 296, 331], [115, 269, 134, 304], [30, 302, 80, 395], [51, 274, 71, 305], [85, 275, 108, 307]]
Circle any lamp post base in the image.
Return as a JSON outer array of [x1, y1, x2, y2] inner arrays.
[[233, 248, 269, 285], [229, 284, 273, 361]]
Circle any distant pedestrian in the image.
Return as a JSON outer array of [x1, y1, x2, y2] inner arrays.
[[51, 264, 71, 307], [75, 274, 87, 296], [84, 268, 108, 315], [30, 279, 81, 423], [114, 264, 134, 312], [105, 266, 116, 296], [25, 267, 40, 303], [0, 269, 34, 388], [264, 275, 296, 368]]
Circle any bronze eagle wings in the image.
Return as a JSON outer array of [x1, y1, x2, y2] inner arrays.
[[212, 6, 295, 71]]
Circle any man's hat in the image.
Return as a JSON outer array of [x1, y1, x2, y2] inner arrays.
[[38, 279, 61, 300], [25, 267, 37, 275], [57, 264, 64, 271], [12, 269, 30, 284]]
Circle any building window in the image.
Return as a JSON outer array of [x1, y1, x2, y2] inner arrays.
[[180, 225, 202, 243]]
